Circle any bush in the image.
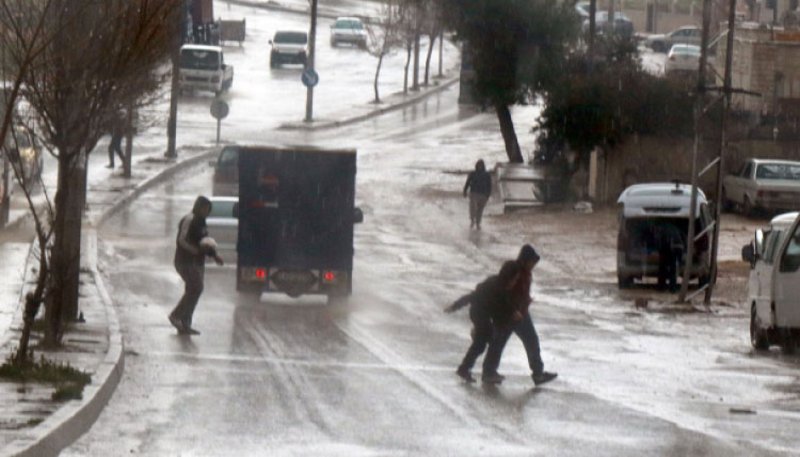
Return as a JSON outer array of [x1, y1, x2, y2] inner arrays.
[[0, 350, 91, 401]]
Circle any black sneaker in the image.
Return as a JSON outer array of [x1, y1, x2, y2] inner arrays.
[[481, 372, 504, 384], [532, 371, 557, 386], [456, 367, 475, 383], [168, 314, 184, 333]]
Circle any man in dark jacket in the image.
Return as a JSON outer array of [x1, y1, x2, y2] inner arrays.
[[169, 196, 223, 335], [654, 222, 684, 292], [463, 159, 492, 230], [445, 261, 520, 383], [483, 244, 557, 386]]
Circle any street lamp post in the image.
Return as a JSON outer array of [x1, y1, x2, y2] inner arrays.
[[305, 0, 318, 123]]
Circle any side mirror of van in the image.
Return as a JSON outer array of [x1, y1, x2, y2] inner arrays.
[[353, 207, 364, 224], [754, 229, 765, 256], [232, 202, 239, 219], [741, 242, 756, 267]]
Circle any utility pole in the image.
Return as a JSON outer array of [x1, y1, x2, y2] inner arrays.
[[305, 0, 319, 123], [166, 1, 188, 158]]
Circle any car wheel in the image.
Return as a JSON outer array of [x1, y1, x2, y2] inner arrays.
[[617, 273, 633, 289], [721, 188, 734, 213], [750, 303, 770, 350], [743, 195, 754, 217], [652, 41, 665, 53]]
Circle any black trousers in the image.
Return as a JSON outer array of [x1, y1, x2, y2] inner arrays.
[[658, 248, 682, 291], [458, 311, 493, 372], [170, 263, 204, 329], [483, 313, 544, 376]]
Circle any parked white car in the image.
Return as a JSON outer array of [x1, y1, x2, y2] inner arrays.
[[330, 17, 367, 48], [616, 182, 713, 288], [206, 196, 238, 263], [664, 44, 700, 76], [645, 25, 702, 53], [269, 30, 308, 68], [742, 211, 800, 353], [722, 159, 800, 215]]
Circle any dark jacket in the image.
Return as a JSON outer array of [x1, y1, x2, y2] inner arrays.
[[447, 275, 515, 327], [463, 170, 491, 197], [174, 197, 211, 266]]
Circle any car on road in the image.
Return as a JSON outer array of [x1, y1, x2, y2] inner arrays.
[[178, 44, 234, 95], [722, 159, 800, 216], [206, 196, 239, 263], [616, 182, 713, 288], [330, 17, 367, 48], [269, 30, 308, 68], [664, 44, 701, 76], [3, 125, 42, 183], [645, 26, 702, 53], [575, 1, 591, 19], [742, 211, 800, 352], [582, 11, 634, 39], [211, 145, 239, 196]]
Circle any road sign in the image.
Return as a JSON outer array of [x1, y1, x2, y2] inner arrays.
[[210, 99, 229, 120], [301, 68, 319, 88]]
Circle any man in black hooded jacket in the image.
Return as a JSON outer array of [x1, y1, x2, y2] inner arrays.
[[445, 261, 520, 382], [169, 195, 223, 335]]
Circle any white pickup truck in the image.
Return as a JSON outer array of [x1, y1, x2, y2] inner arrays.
[[179, 44, 233, 95], [742, 211, 800, 353]]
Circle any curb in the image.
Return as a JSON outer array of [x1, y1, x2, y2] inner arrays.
[[2, 147, 218, 457], [277, 76, 460, 132]]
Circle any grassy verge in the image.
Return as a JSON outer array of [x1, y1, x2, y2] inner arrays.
[[0, 350, 92, 401]]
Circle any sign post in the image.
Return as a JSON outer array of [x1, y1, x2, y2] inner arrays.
[[210, 99, 229, 144]]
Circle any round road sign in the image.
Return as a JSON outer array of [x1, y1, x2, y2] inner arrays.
[[301, 68, 319, 88], [210, 99, 229, 120]]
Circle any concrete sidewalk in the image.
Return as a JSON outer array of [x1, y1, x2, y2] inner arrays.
[[0, 61, 460, 457]]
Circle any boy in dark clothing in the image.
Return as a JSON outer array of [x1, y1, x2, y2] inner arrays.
[[463, 159, 492, 230], [483, 244, 558, 386], [106, 122, 125, 169], [169, 196, 223, 335], [445, 261, 520, 383]]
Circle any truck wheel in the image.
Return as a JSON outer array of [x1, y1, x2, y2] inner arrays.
[[750, 304, 770, 350], [270, 56, 278, 69], [617, 274, 633, 289], [781, 330, 796, 355]]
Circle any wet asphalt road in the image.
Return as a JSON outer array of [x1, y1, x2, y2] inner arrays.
[[60, 87, 798, 455]]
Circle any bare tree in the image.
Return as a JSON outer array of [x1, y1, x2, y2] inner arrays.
[[0, 0, 60, 364], [365, 0, 404, 103], [420, 0, 445, 86], [6, 0, 182, 346]]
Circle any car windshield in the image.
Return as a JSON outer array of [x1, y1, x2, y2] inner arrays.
[[756, 163, 800, 180], [334, 19, 363, 29], [209, 200, 236, 219], [179, 49, 220, 70], [274, 32, 308, 44]]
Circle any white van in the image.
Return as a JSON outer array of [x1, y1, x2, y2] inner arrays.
[[742, 211, 800, 352], [616, 182, 714, 288]]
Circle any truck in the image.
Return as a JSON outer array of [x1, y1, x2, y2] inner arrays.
[[178, 44, 233, 95], [235, 146, 364, 302], [742, 211, 800, 353]]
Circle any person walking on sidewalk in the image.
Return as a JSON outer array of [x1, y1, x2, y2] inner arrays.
[[445, 261, 520, 383], [463, 159, 492, 230], [483, 244, 558, 386], [106, 118, 125, 169], [169, 196, 223, 335]]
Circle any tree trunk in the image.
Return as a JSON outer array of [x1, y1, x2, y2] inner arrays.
[[45, 152, 83, 346], [424, 33, 436, 86], [495, 102, 523, 163], [374, 54, 384, 103], [412, 32, 420, 91], [124, 105, 134, 178], [403, 43, 412, 94]]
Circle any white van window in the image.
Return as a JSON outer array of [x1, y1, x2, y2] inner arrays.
[[780, 224, 800, 273], [763, 230, 783, 264]]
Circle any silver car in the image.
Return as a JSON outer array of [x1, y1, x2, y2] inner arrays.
[[206, 196, 238, 263], [723, 159, 800, 215], [330, 17, 367, 48]]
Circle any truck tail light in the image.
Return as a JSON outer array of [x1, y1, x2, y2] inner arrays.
[[256, 268, 267, 280], [322, 271, 337, 283]]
